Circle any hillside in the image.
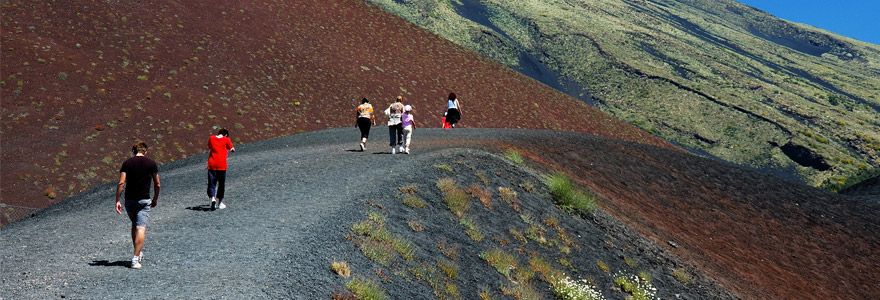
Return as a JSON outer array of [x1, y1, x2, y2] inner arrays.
[[0, 0, 670, 225], [365, 0, 880, 190], [2, 128, 877, 300]]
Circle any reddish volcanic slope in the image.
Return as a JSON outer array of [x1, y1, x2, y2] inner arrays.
[[0, 0, 670, 224], [493, 134, 880, 300]]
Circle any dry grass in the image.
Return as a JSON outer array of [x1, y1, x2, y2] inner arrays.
[[331, 261, 351, 277], [466, 184, 493, 210], [437, 259, 459, 279], [402, 194, 426, 209]]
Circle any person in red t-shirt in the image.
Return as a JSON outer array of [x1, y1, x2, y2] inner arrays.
[[207, 129, 235, 210]]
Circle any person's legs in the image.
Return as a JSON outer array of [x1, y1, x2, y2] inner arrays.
[[126, 199, 150, 268], [395, 124, 404, 149], [207, 170, 218, 199], [388, 126, 397, 153], [131, 225, 146, 257], [215, 170, 227, 203], [403, 127, 413, 152]]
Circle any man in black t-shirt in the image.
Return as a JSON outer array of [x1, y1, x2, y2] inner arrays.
[[115, 141, 161, 269]]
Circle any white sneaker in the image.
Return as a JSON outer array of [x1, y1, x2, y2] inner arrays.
[[404, 147, 410, 154], [359, 143, 365, 151], [218, 202, 227, 209], [391, 147, 396, 154], [131, 256, 142, 269], [211, 198, 217, 210], [138, 251, 144, 262]]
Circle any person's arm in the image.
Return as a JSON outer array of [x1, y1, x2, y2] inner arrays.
[[150, 173, 161, 207], [456, 99, 461, 113], [228, 139, 235, 153], [115, 172, 126, 214]]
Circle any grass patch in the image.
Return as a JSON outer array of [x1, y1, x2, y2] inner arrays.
[[391, 237, 416, 261], [436, 177, 456, 192], [466, 184, 492, 210], [546, 173, 598, 214], [500, 282, 541, 300], [407, 219, 424, 232], [402, 194, 426, 208], [357, 239, 394, 267], [331, 261, 351, 277], [624, 256, 638, 269], [459, 216, 485, 242], [503, 149, 525, 164], [479, 248, 518, 278], [437, 259, 459, 279], [596, 261, 610, 273], [498, 187, 519, 211], [433, 164, 453, 172], [437, 179, 470, 217], [397, 184, 417, 194], [614, 272, 657, 300], [671, 268, 691, 285], [346, 276, 388, 300]]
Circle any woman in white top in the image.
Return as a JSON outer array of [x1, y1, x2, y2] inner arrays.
[[445, 93, 461, 128]]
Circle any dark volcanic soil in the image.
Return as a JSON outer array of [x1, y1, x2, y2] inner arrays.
[[2, 128, 877, 300], [0, 0, 670, 224]]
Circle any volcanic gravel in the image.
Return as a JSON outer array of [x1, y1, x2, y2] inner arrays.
[[1, 128, 737, 299]]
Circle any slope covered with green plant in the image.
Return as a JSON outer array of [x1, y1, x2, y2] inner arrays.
[[366, 0, 880, 190]]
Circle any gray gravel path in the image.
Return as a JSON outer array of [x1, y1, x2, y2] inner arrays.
[[1, 128, 446, 299], [0, 128, 559, 299]]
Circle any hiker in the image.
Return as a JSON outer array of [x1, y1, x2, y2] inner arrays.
[[207, 128, 235, 210], [401, 105, 416, 154], [356, 98, 375, 151], [384, 95, 405, 154], [115, 141, 161, 269], [445, 92, 462, 128]]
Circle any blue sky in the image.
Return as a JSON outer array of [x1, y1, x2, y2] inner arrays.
[[737, 0, 880, 45]]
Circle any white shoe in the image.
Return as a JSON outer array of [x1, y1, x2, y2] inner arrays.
[[391, 147, 396, 154], [138, 251, 144, 262], [211, 198, 217, 210], [218, 202, 227, 209], [359, 143, 365, 151], [131, 256, 142, 269]]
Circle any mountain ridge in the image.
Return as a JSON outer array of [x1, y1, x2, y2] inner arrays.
[[366, 0, 880, 190]]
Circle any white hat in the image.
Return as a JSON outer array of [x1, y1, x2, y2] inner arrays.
[[404, 105, 412, 112]]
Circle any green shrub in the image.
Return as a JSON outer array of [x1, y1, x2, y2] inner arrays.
[[546, 173, 598, 214], [402, 194, 426, 208], [346, 276, 388, 300], [444, 188, 470, 217], [480, 248, 517, 278], [503, 149, 525, 164]]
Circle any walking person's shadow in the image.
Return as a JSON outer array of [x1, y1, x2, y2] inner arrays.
[[89, 260, 130, 268], [185, 204, 214, 211]]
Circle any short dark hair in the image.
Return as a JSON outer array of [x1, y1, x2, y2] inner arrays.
[[131, 141, 148, 155], [361, 98, 369, 104], [218, 128, 229, 136], [448, 93, 457, 100]]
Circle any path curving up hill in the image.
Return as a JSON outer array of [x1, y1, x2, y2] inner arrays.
[[1, 128, 877, 299]]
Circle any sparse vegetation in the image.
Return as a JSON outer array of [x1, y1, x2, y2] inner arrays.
[[346, 276, 388, 300], [331, 261, 351, 277], [551, 275, 606, 300], [546, 173, 597, 214], [613, 272, 657, 300], [433, 164, 453, 172], [671, 268, 691, 286], [503, 149, 525, 164], [480, 248, 517, 278]]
